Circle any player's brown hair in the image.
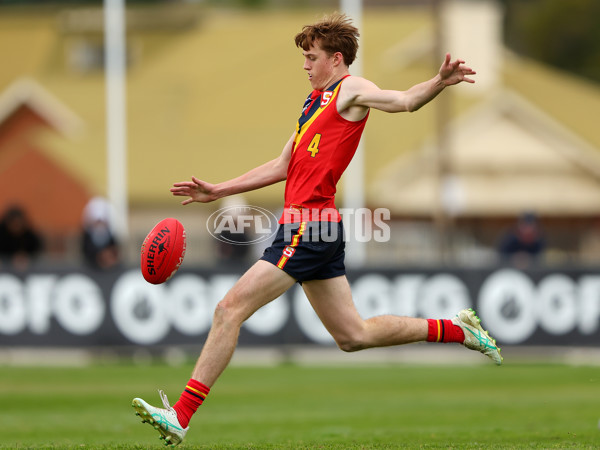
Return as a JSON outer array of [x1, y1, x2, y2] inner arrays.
[[294, 13, 360, 66]]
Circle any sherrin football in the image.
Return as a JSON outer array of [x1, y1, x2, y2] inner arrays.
[[141, 218, 186, 284]]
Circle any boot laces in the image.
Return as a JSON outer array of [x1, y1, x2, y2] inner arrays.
[[158, 389, 174, 411]]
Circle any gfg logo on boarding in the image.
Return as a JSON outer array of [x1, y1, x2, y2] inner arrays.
[[207, 206, 278, 245]]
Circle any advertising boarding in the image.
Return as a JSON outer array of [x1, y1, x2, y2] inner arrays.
[[1, 267, 599, 347]]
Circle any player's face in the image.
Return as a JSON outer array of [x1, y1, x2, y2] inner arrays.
[[302, 41, 336, 91]]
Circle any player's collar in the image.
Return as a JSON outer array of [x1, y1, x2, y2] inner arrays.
[[319, 75, 350, 94]]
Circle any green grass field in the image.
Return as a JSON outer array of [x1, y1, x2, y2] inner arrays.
[[1, 360, 599, 449]]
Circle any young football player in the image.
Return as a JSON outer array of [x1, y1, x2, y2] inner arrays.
[[132, 13, 502, 446]]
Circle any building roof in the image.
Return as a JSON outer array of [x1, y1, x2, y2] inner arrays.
[[0, 78, 83, 136], [373, 88, 600, 216]]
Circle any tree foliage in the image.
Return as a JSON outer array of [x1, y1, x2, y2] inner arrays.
[[502, 0, 600, 82]]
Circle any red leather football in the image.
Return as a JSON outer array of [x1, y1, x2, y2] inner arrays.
[[140, 218, 186, 284]]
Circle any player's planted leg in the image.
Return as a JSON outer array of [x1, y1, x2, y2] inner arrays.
[[132, 390, 187, 447], [131, 261, 296, 446]]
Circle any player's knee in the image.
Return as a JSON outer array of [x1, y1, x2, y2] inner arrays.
[[212, 300, 229, 324], [335, 333, 367, 352], [337, 340, 364, 352], [213, 297, 244, 327]]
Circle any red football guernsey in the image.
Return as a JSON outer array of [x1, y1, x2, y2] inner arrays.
[[280, 76, 369, 224]]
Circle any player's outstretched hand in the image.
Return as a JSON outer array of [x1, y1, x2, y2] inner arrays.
[[439, 53, 476, 86], [170, 176, 219, 205]]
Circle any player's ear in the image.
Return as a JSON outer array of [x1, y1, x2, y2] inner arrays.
[[332, 52, 344, 66]]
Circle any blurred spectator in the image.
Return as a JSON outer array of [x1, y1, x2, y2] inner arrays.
[[217, 227, 251, 263], [81, 197, 120, 270], [215, 196, 251, 266], [498, 212, 546, 267], [0, 205, 43, 270]]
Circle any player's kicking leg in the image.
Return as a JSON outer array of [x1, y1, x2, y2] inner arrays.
[[302, 276, 502, 364], [452, 308, 503, 364], [132, 260, 296, 446]]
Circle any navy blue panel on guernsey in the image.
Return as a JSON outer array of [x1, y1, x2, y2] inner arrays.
[[296, 77, 345, 133]]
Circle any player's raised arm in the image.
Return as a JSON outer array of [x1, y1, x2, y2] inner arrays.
[[170, 132, 295, 205], [341, 53, 476, 116]]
